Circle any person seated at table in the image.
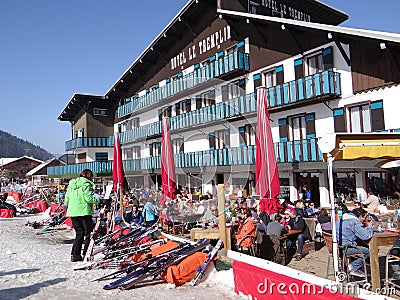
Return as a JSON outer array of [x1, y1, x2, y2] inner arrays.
[[362, 190, 380, 212], [317, 208, 332, 233], [304, 202, 319, 217], [294, 201, 306, 218], [256, 211, 271, 233], [287, 210, 311, 261], [234, 209, 257, 249], [200, 204, 219, 227], [266, 214, 288, 238], [131, 205, 143, 226], [337, 208, 377, 277]]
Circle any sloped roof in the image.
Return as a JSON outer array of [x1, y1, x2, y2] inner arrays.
[[1, 156, 43, 167], [26, 158, 62, 176]]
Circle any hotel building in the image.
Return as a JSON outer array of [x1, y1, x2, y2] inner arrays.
[[49, 0, 400, 207]]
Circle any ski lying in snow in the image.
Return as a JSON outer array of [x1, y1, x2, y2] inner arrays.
[[189, 239, 223, 286]]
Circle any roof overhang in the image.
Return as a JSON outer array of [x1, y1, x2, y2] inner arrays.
[[318, 133, 400, 161], [217, 9, 400, 45], [58, 94, 106, 122]]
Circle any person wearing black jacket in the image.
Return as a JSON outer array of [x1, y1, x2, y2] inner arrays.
[[287, 210, 311, 261]]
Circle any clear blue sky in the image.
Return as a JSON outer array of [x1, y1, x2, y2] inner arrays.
[[0, 0, 399, 156]]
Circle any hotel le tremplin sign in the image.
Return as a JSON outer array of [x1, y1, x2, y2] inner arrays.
[[170, 0, 311, 71]]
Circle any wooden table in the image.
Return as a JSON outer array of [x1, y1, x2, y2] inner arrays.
[[190, 228, 231, 249], [369, 231, 399, 291]]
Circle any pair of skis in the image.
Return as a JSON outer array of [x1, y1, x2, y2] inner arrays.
[[190, 239, 223, 286]]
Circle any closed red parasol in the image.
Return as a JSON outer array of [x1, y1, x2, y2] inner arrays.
[[255, 88, 281, 214], [112, 132, 125, 192], [160, 117, 176, 207]]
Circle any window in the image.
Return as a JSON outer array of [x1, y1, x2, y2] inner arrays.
[[93, 108, 107, 116], [158, 106, 172, 121], [307, 53, 323, 76], [172, 138, 184, 154], [289, 115, 307, 141], [209, 130, 230, 150], [263, 70, 276, 88], [149, 142, 161, 156], [348, 103, 371, 133], [229, 80, 241, 99], [75, 128, 84, 138], [175, 99, 191, 116], [124, 118, 138, 131], [196, 90, 215, 109], [124, 146, 140, 160], [239, 124, 256, 146], [95, 152, 108, 161], [226, 45, 237, 55]]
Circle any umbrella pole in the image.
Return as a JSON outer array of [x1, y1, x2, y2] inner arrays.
[[328, 154, 340, 281], [118, 183, 128, 226]]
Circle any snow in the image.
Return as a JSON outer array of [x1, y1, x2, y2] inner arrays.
[[0, 213, 240, 300]]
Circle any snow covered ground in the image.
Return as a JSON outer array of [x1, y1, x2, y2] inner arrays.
[[0, 213, 239, 300]]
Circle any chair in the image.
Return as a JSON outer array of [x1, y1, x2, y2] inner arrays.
[[385, 246, 400, 290], [340, 244, 369, 284], [322, 231, 335, 279], [236, 234, 256, 256]]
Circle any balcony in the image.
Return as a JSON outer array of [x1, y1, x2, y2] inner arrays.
[[117, 50, 250, 118], [50, 138, 322, 177], [267, 69, 341, 108], [119, 70, 341, 144], [65, 137, 113, 152]]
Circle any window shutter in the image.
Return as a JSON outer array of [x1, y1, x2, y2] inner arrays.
[[221, 84, 229, 101], [276, 65, 284, 85], [322, 46, 333, 70], [305, 113, 316, 138], [333, 108, 346, 132], [196, 95, 202, 109], [224, 130, 230, 148], [370, 100, 385, 131], [209, 90, 216, 105], [209, 133, 215, 150], [239, 78, 246, 97], [278, 118, 288, 141], [253, 73, 261, 92], [239, 126, 246, 146], [294, 58, 304, 80], [186, 98, 191, 112]]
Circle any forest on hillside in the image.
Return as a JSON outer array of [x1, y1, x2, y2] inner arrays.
[[0, 130, 54, 161]]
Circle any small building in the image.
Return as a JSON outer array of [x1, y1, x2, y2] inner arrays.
[[1, 156, 44, 181]]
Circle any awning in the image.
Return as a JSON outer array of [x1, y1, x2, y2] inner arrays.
[[318, 133, 400, 161]]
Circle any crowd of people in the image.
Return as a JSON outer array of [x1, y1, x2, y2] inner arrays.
[[61, 170, 399, 281]]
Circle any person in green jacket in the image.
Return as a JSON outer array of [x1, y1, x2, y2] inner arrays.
[[65, 169, 99, 262]]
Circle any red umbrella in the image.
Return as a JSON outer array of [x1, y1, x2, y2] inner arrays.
[[112, 132, 125, 192], [255, 87, 282, 215], [160, 117, 176, 207]]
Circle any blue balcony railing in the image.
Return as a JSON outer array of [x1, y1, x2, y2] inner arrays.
[[267, 69, 341, 107], [65, 137, 113, 151], [117, 50, 250, 118], [50, 138, 322, 176], [65, 71, 341, 151], [119, 70, 340, 144]]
